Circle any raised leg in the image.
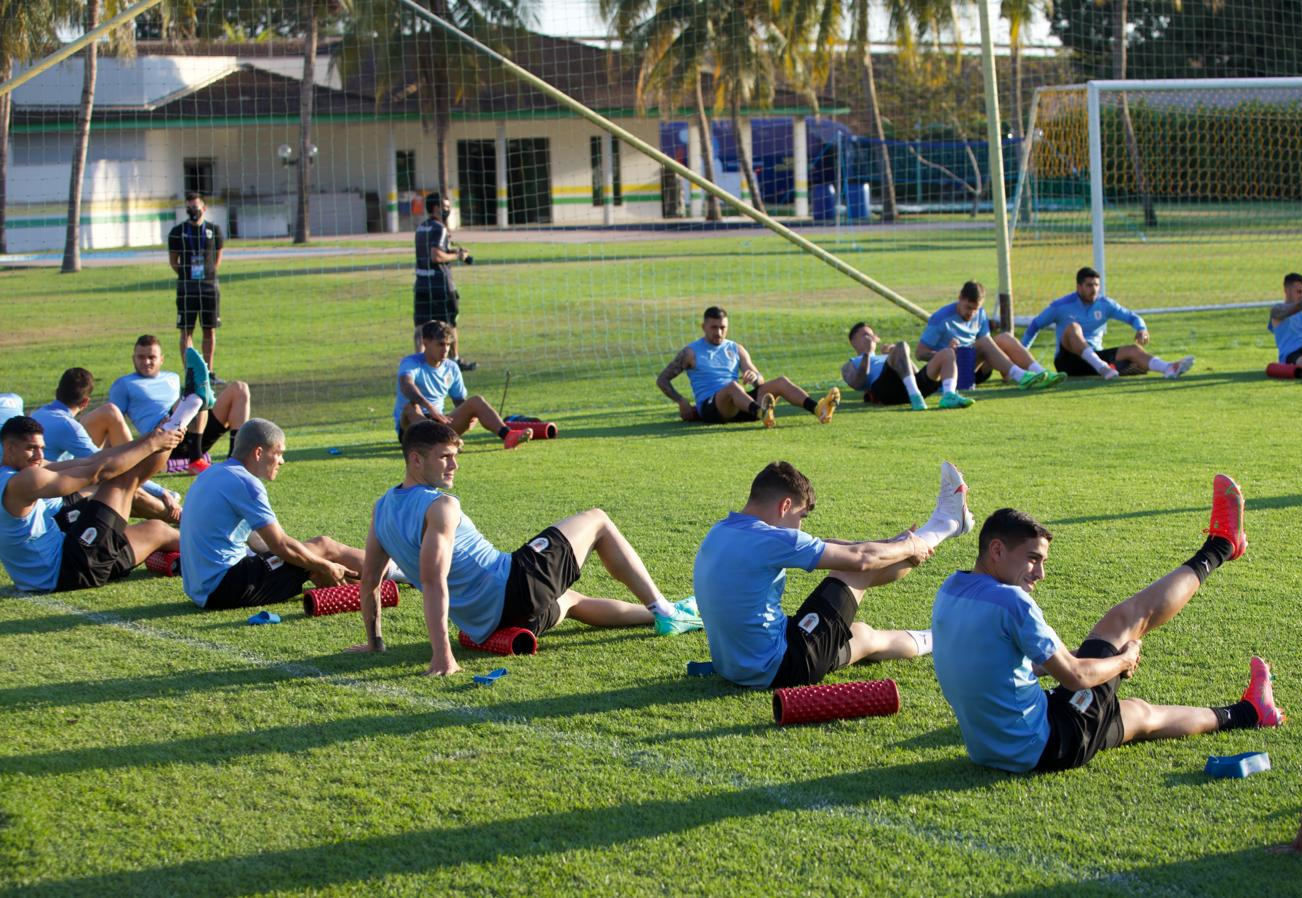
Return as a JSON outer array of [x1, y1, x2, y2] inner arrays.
[[82, 403, 132, 448], [756, 376, 812, 409], [551, 508, 665, 608], [212, 380, 251, 430]]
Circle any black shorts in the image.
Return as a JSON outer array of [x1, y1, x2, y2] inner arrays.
[[176, 283, 221, 330], [768, 577, 858, 689], [54, 498, 136, 591], [698, 386, 760, 424], [1034, 638, 1127, 772], [1285, 346, 1302, 365], [497, 527, 582, 636], [203, 553, 312, 610], [414, 283, 459, 327], [968, 363, 996, 385], [865, 367, 942, 406], [1054, 346, 1130, 377]]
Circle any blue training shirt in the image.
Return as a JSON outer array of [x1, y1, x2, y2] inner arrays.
[[108, 371, 181, 434], [372, 485, 510, 644], [931, 570, 1063, 773], [845, 353, 889, 390], [685, 337, 742, 411], [694, 512, 827, 688], [919, 302, 991, 350], [179, 459, 278, 607], [30, 401, 100, 461], [1021, 292, 1146, 352], [0, 466, 64, 592], [1269, 311, 1302, 362], [393, 354, 467, 430]]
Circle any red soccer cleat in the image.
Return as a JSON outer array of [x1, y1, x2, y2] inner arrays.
[[1241, 656, 1285, 728], [186, 457, 211, 476], [1206, 473, 1247, 560], [502, 427, 533, 450]]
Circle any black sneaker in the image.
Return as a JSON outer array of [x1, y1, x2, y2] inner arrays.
[[209, 371, 227, 387], [455, 357, 478, 372]]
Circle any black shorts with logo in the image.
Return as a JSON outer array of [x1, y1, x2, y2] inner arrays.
[[55, 498, 136, 591], [865, 367, 942, 406], [768, 577, 858, 689], [414, 280, 460, 327], [698, 386, 760, 424], [203, 553, 312, 610], [176, 282, 221, 330], [498, 526, 582, 636], [1054, 346, 1131, 377], [1034, 638, 1127, 771]]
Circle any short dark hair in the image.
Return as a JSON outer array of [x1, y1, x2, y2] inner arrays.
[[959, 281, 985, 302], [848, 321, 868, 342], [1284, 272, 1302, 288], [185, 191, 203, 203], [135, 334, 161, 349], [1076, 266, 1100, 284], [977, 508, 1053, 559], [55, 368, 94, 407], [1, 415, 43, 444], [426, 192, 446, 209], [420, 320, 453, 342], [402, 420, 462, 461], [748, 461, 815, 511], [703, 306, 728, 322]]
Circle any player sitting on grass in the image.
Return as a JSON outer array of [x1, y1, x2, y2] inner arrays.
[[31, 367, 181, 524], [395, 320, 529, 450], [179, 418, 378, 610], [0, 408, 190, 593], [694, 460, 976, 689], [347, 420, 703, 676], [657, 305, 840, 427], [1021, 267, 1194, 381], [917, 281, 1066, 392], [842, 321, 971, 411], [1267, 272, 1302, 368], [931, 483, 1283, 774], [109, 334, 250, 474]]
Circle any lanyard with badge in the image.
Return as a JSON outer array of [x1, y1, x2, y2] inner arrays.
[[186, 222, 206, 280]]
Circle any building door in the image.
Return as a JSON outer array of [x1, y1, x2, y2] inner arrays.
[[456, 140, 497, 226], [508, 138, 551, 225]]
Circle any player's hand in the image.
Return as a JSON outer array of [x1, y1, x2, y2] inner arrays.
[[314, 562, 358, 588], [678, 400, 699, 422], [1135, 329, 1150, 346], [151, 427, 187, 451], [161, 491, 182, 525], [907, 533, 934, 565], [948, 338, 960, 349], [456, 246, 468, 262], [740, 369, 759, 385], [1118, 639, 1142, 678]]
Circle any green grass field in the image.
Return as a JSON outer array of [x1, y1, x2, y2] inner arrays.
[[1, 229, 1299, 896]]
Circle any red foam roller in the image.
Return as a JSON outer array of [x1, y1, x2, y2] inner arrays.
[[144, 550, 180, 577], [303, 580, 399, 617], [505, 420, 557, 440], [772, 679, 900, 726], [458, 626, 538, 656], [1266, 362, 1302, 380]]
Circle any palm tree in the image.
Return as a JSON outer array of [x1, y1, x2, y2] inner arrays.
[[61, 0, 102, 273], [712, 0, 776, 215], [1104, 0, 1158, 227], [1000, 0, 1036, 138]]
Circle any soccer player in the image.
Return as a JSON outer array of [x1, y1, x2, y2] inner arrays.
[[395, 320, 529, 449], [109, 335, 250, 474], [693, 460, 975, 689], [0, 409, 190, 593], [917, 281, 1066, 392], [842, 321, 971, 411], [169, 192, 226, 384], [657, 306, 841, 427], [179, 418, 366, 610], [931, 481, 1283, 774], [1021, 267, 1194, 380], [347, 420, 702, 675], [1267, 272, 1302, 366], [413, 192, 475, 371]]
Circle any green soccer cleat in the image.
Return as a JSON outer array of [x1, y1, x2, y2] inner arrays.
[[1037, 371, 1068, 390], [938, 391, 974, 409], [183, 347, 216, 409], [908, 393, 929, 411], [1016, 370, 1047, 390], [655, 604, 704, 636]]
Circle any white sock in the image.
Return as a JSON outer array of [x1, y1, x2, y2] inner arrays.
[[1148, 356, 1171, 374], [163, 394, 203, 431], [1028, 361, 1046, 373], [906, 629, 933, 656], [648, 597, 674, 617], [941, 375, 957, 395], [1008, 364, 1028, 381], [1079, 347, 1110, 375], [385, 560, 413, 584], [915, 515, 959, 549], [902, 372, 922, 399]]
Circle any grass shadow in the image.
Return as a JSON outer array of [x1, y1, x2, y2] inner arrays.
[[1045, 493, 1302, 526]]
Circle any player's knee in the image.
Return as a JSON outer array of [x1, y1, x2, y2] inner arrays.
[[937, 347, 956, 363]]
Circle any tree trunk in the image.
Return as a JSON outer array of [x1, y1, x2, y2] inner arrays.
[[431, 0, 451, 196], [62, 0, 100, 273], [731, 94, 766, 215], [0, 60, 11, 255], [1112, 0, 1156, 227], [694, 71, 721, 221], [853, 7, 896, 223], [294, 3, 318, 244]]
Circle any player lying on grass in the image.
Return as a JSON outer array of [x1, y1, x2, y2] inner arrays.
[[842, 321, 971, 411], [1267, 272, 1302, 367], [657, 305, 840, 427], [693, 460, 975, 689], [31, 367, 181, 524], [395, 320, 529, 449], [1021, 267, 1194, 381], [917, 281, 1066, 392], [180, 418, 383, 610], [0, 409, 188, 594], [109, 334, 250, 474], [931, 485, 1283, 774], [348, 421, 703, 676]]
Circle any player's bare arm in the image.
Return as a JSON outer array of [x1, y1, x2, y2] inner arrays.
[[420, 496, 461, 677], [1270, 300, 1302, 325], [735, 344, 763, 385], [349, 519, 392, 653], [255, 521, 356, 588], [816, 533, 932, 573], [656, 347, 697, 416], [1040, 640, 1141, 691], [400, 373, 449, 424]]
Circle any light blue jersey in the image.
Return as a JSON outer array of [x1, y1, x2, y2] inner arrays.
[[372, 485, 510, 644], [0, 466, 64, 592], [694, 512, 827, 688], [31, 401, 99, 461], [931, 571, 1062, 773], [108, 371, 180, 434], [179, 459, 278, 607], [919, 302, 991, 349], [393, 354, 467, 430], [685, 337, 741, 410], [1269, 311, 1302, 362], [845, 353, 889, 390], [0, 394, 23, 429], [1021, 292, 1146, 352]]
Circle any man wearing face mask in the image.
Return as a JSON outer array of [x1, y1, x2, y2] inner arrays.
[[168, 193, 226, 386], [413, 192, 475, 371]]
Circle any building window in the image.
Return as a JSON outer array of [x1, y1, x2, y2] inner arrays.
[[183, 158, 215, 197], [590, 136, 622, 206]]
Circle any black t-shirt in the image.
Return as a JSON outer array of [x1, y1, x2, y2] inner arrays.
[[168, 220, 223, 284], [413, 215, 454, 292]]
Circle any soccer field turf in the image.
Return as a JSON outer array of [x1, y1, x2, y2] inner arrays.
[[1, 235, 1299, 896]]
